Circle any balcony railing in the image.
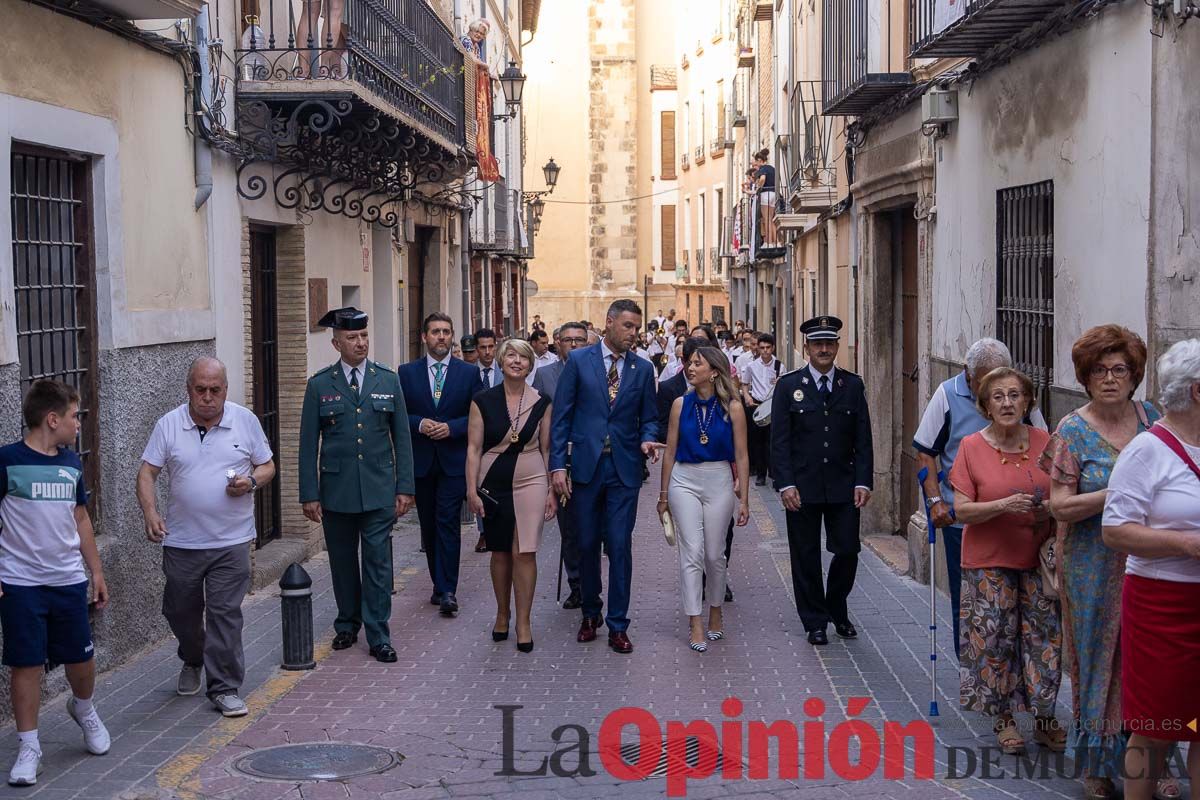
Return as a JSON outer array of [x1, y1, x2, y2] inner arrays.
[[695, 249, 706, 282], [910, 0, 1069, 58], [681, 152, 691, 171], [237, 0, 466, 146], [695, 146, 706, 165], [710, 246, 721, 277], [822, 0, 914, 116], [710, 135, 729, 156]]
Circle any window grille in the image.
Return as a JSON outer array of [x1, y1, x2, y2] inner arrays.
[[10, 147, 101, 513], [996, 180, 1054, 412]]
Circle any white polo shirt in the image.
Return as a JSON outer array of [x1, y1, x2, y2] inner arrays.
[[743, 356, 781, 402], [141, 402, 273, 550]]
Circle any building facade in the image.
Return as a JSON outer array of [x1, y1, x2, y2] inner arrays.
[[0, 0, 541, 702], [522, 0, 675, 327]]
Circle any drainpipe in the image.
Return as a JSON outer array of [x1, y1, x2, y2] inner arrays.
[[453, 0, 463, 37], [461, 209, 472, 327], [193, 5, 214, 210]]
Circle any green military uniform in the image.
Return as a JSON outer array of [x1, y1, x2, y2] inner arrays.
[[299, 316, 415, 651]]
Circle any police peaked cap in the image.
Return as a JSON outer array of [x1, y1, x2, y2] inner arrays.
[[800, 315, 843, 341]]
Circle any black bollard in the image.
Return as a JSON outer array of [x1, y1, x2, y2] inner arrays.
[[279, 563, 315, 670]]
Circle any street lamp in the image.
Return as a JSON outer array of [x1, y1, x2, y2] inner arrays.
[[491, 61, 527, 121], [542, 157, 560, 191], [529, 195, 546, 222]]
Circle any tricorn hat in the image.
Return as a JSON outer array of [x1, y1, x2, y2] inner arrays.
[[460, 335, 478, 352], [316, 307, 368, 331]]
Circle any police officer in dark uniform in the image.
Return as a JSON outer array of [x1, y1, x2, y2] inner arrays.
[[770, 316, 874, 646], [299, 307, 416, 663]]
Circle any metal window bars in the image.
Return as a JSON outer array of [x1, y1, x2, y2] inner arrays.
[[996, 180, 1055, 413]]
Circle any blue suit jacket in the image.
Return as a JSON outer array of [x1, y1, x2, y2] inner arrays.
[[549, 344, 658, 487], [397, 356, 485, 478]]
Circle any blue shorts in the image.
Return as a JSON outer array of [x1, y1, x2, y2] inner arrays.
[[0, 581, 94, 668]]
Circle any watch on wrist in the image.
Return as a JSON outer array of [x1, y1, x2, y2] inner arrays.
[[924, 496, 942, 510], [249, 475, 258, 491]]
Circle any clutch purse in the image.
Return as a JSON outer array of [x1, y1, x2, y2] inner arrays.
[[660, 509, 676, 547]]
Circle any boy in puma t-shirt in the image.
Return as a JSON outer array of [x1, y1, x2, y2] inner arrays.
[[0, 380, 110, 786]]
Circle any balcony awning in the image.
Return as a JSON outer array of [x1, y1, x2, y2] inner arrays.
[[822, 73, 915, 116], [911, 0, 1072, 57]]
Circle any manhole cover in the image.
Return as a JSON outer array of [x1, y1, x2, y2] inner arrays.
[[233, 743, 400, 781]]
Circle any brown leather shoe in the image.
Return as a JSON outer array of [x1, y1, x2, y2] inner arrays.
[[577, 616, 601, 643], [608, 631, 634, 654]]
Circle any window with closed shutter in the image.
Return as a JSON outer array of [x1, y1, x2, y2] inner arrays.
[[660, 111, 676, 179], [661, 205, 676, 268]]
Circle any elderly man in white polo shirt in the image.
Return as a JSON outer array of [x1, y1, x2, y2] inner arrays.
[[135, 357, 275, 717]]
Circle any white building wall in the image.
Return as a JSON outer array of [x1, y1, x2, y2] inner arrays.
[[930, 2, 1151, 394]]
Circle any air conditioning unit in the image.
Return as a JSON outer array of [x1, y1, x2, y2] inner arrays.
[[921, 89, 959, 125]]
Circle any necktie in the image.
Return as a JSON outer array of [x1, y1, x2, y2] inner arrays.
[[432, 363, 445, 407], [607, 356, 621, 407], [350, 367, 360, 397], [483, 367, 492, 386], [819, 375, 830, 402]]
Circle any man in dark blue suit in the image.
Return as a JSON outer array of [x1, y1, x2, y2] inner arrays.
[[550, 300, 660, 654], [397, 312, 485, 618]]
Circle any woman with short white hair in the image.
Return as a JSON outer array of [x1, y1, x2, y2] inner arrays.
[[466, 338, 555, 654], [1103, 338, 1200, 800]]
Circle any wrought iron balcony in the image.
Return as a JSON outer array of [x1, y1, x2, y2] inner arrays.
[[695, 146, 706, 165], [681, 152, 691, 171], [696, 248, 706, 282], [910, 0, 1070, 57], [232, 0, 473, 226], [236, 0, 467, 150], [822, 0, 914, 115], [710, 246, 721, 277]]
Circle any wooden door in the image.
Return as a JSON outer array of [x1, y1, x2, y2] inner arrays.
[[249, 227, 282, 548], [407, 230, 427, 362]]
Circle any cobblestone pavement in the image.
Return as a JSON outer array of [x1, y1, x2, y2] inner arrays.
[[0, 469, 1130, 800]]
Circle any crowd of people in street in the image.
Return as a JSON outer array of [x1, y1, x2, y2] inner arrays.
[[0, 298, 1197, 798]]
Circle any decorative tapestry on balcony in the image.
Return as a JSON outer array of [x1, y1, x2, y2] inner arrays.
[[472, 60, 501, 182]]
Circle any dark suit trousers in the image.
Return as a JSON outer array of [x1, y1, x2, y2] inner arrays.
[[785, 503, 860, 631], [322, 508, 396, 647], [748, 421, 771, 479], [557, 500, 581, 588], [571, 454, 639, 632], [415, 467, 467, 596]]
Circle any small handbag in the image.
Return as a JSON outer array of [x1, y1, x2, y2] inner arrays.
[[660, 508, 677, 547], [1038, 533, 1058, 600]]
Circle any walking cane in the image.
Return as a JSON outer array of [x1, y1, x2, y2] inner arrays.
[[917, 466, 952, 718], [557, 442, 573, 603]]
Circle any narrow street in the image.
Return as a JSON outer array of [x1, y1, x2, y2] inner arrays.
[[0, 469, 1086, 800]]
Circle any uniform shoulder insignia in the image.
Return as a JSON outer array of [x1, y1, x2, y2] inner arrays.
[[371, 360, 394, 373], [311, 364, 336, 379], [778, 367, 804, 379]]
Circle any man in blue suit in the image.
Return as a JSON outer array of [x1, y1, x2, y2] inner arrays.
[[397, 312, 485, 617], [550, 300, 660, 654]]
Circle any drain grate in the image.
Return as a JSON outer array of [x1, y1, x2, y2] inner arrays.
[[617, 738, 724, 779], [233, 743, 400, 781]]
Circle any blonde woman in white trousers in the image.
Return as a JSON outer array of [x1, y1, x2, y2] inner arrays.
[[658, 346, 751, 652]]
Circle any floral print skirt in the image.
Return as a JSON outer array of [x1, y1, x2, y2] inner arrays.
[[960, 567, 1062, 717]]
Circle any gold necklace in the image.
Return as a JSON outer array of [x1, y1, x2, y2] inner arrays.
[[695, 393, 717, 446], [985, 428, 1029, 466], [505, 388, 525, 443]]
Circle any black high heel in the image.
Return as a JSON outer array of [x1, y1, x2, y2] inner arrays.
[[516, 640, 534, 653], [492, 629, 509, 642]]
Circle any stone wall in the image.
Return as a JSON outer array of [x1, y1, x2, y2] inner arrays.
[[588, 0, 639, 292]]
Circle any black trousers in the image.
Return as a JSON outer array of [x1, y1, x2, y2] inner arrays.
[[785, 502, 860, 631], [747, 420, 771, 479]]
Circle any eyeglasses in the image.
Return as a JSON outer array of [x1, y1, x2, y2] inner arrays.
[[1090, 364, 1131, 380], [560, 337, 587, 345], [989, 391, 1025, 405]]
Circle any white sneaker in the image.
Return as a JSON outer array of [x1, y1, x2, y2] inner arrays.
[[211, 694, 248, 717], [66, 698, 111, 755], [7, 742, 42, 786]]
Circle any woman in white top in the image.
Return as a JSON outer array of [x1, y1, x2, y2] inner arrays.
[[1102, 338, 1200, 800]]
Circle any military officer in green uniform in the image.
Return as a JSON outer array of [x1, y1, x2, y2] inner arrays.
[[299, 307, 416, 663]]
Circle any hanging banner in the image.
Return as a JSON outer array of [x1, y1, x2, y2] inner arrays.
[[473, 61, 501, 182]]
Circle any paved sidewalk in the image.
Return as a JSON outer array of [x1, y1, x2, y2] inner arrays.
[[0, 472, 1125, 799]]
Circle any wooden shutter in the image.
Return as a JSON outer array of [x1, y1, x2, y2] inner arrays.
[[661, 204, 676, 267], [660, 111, 676, 179]]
